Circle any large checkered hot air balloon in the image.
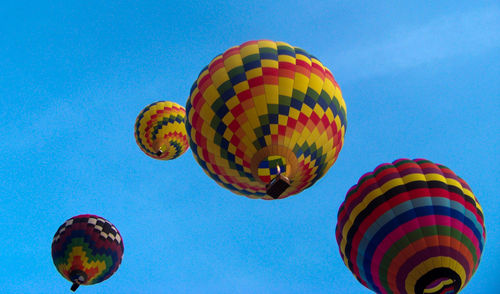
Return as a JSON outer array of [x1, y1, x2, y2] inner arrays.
[[336, 159, 486, 294], [51, 214, 124, 291], [186, 40, 347, 199], [135, 101, 189, 160]]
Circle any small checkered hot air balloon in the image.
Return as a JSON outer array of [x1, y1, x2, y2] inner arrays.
[[336, 159, 486, 294], [186, 40, 347, 199], [135, 101, 189, 160], [51, 214, 124, 291]]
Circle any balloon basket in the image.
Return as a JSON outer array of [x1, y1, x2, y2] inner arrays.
[[71, 282, 79, 291], [266, 174, 290, 199]]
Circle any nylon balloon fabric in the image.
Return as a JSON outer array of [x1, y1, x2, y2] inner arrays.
[[186, 40, 347, 199], [52, 214, 124, 290], [335, 159, 486, 294], [135, 101, 189, 160]]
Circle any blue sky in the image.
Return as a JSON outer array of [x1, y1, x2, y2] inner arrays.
[[1, 1, 499, 293]]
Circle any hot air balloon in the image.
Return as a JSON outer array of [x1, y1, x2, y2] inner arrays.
[[135, 101, 189, 160], [52, 214, 124, 291], [186, 40, 347, 199], [335, 159, 486, 294]]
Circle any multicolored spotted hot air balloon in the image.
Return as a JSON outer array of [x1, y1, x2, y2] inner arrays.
[[135, 101, 189, 160], [52, 214, 124, 291], [336, 159, 486, 294], [186, 40, 347, 199]]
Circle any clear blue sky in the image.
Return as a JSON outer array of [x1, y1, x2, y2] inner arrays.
[[1, 1, 498, 293]]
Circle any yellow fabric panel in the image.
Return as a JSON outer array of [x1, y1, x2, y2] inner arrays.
[[199, 104, 214, 124], [86, 260, 108, 284], [278, 77, 294, 97], [325, 147, 338, 167], [335, 86, 346, 112], [239, 42, 260, 57], [233, 82, 249, 95], [293, 73, 310, 94], [422, 172, 448, 183], [334, 115, 342, 133], [309, 75, 325, 97], [210, 68, 229, 87], [288, 108, 301, 120], [446, 178, 465, 193], [221, 112, 235, 125], [222, 129, 234, 143], [225, 96, 240, 109], [402, 173, 428, 184], [313, 103, 326, 119], [300, 104, 313, 117], [234, 155, 244, 168], [270, 124, 279, 136], [296, 127, 312, 146], [325, 108, 335, 124], [302, 155, 312, 166], [380, 177, 407, 194], [264, 134, 272, 147], [224, 53, 244, 71], [246, 113, 261, 133], [246, 67, 262, 79], [309, 59, 324, 94], [265, 84, 279, 104], [258, 39, 277, 48], [278, 53, 296, 63], [201, 83, 222, 103], [295, 51, 310, 62], [308, 128, 325, 148], [261, 59, 278, 68], [319, 134, 334, 153], [278, 114, 288, 125], [322, 73, 336, 98], [252, 94, 268, 112]]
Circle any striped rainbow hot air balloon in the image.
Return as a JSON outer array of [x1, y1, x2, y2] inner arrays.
[[135, 101, 189, 160], [335, 159, 486, 294], [186, 40, 347, 199], [51, 214, 124, 291]]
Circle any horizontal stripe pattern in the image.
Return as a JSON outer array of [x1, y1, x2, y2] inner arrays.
[[335, 159, 486, 294]]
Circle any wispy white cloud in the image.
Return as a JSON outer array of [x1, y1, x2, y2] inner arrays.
[[334, 7, 500, 80]]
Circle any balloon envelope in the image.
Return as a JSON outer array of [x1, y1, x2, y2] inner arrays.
[[135, 101, 189, 160], [52, 214, 124, 290], [336, 159, 486, 294], [186, 40, 347, 199]]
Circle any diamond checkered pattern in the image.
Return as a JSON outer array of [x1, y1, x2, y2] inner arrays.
[[186, 40, 347, 199]]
